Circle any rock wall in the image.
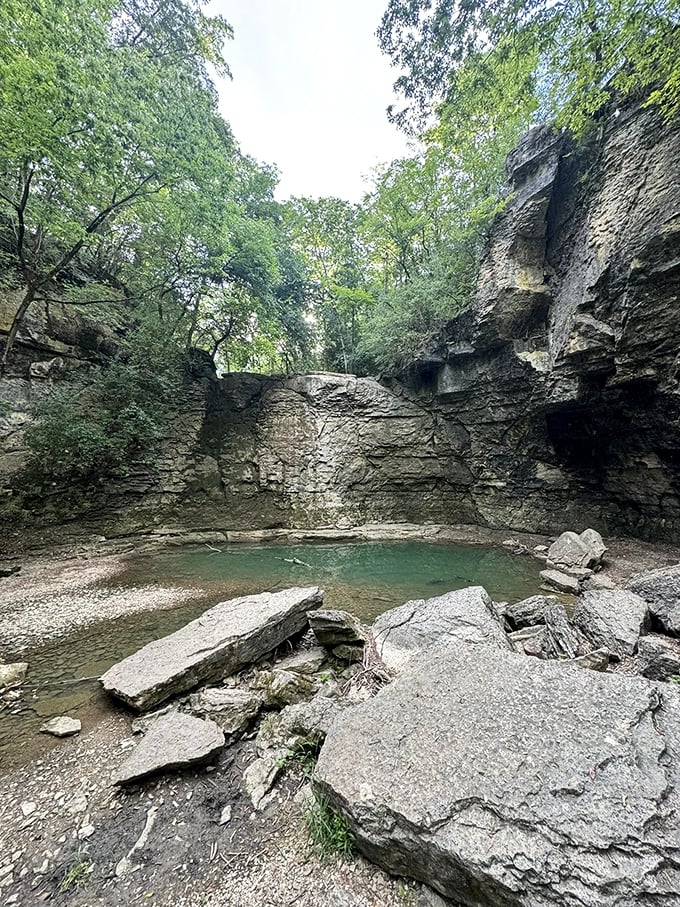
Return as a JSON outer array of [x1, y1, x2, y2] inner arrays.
[[408, 104, 680, 539], [1, 103, 679, 540]]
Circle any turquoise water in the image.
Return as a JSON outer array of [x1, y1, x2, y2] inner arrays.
[[130, 541, 541, 621], [1, 541, 540, 768]]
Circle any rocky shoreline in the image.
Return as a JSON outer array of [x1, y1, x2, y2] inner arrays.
[[2, 527, 680, 905]]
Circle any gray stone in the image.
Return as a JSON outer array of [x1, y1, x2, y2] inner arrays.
[[637, 635, 680, 681], [332, 644, 364, 664], [39, 716, 81, 738], [257, 693, 345, 757], [579, 528, 607, 563], [0, 662, 28, 687], [571, 648, 610, 671], [251, 667, 317, 707], [188, 687, 262, 736], [243, 752, 282, 809], [315, 645, 680, 907], [545, 560, 593, 580], [547, 531, 593, 569], [573, 589, 649, 659], [509, 605, 585, 661], [508, 625, 544, 653], [539, 568, 580, 595], [114, 713, 224, 785], [583, 572, 617, 591], [506, 594, 558, 629], [275, 647, 328, 675], [101, 586, 322, 710], [372, 586, 510, 672], [308, 609, 364, 646], [626, 563, 680, 636]]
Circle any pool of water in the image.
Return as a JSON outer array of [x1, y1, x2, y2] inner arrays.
[[1, 540, 541, 769], [126, 541, 542, 621]]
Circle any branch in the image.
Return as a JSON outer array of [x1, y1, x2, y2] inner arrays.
[[37, 172, 161, 289]]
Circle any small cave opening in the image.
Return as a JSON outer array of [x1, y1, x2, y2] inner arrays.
[[545, 407, 615, 473]]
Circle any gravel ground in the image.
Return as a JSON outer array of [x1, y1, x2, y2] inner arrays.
[[0, 714, 420, 907], [0, 554, 198, 655]]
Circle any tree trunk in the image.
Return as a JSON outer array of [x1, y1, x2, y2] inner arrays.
[[0, 287, 35, 376]]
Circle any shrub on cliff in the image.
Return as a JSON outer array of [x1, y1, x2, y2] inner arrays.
[[24, 326, 181, 481]]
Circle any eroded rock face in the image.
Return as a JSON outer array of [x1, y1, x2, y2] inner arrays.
[[372, 586, 510, 672], [314, 646, 680, 907], [100, 586, 322, 711], [2, 104, 679, 542]]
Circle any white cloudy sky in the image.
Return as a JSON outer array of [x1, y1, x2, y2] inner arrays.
[[208, 0, 412, 201]]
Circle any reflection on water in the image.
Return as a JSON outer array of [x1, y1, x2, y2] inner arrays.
[[1, 541, 540, 769]]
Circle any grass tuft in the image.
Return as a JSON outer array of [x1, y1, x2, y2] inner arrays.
[[305, 792, 354, 861], [58, 851, 92, 893]]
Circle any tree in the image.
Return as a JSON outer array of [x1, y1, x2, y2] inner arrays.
[[284, 197, 373, 372], [379, 0, 680, 136], [0, 0, 233, 372]]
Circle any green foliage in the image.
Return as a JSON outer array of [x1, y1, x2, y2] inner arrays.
[[379, 0, 680, 135], [25, 321, 181, 480], [304, 792, 354, 861], [0, 0, 313, 376], [58, 850, 93, 893]]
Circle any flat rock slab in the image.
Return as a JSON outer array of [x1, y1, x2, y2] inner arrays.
[[115, 712, 224, 785], [540, 568, 580, 595], [315, 646, 680, 907], [372, 586, 510, 672], [101, 586, 322, 710]]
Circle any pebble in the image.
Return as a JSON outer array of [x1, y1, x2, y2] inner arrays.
[[40, 716, 81, 738], [20, 802, 36, 817]]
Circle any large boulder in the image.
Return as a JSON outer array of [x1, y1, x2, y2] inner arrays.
[[315, 646, 680, 907], [626, 564, 680, 636], [372, 587, 510, 672], [101, 586, 322, 710], [115, 713, 224, 785], [572, 589, 649, 658], [547, 529, 606, 570]]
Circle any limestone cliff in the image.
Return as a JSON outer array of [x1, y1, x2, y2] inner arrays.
[[1, 103, 678, 540]]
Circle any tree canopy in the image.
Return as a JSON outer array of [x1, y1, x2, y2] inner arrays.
[[379, 0, 680, 134]]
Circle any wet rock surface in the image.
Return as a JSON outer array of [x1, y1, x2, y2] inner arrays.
[[100, 586, 323, 710], [315, 645, 680, 907]]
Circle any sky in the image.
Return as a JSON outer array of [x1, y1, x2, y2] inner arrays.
[[208, 0, 412, 202]]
